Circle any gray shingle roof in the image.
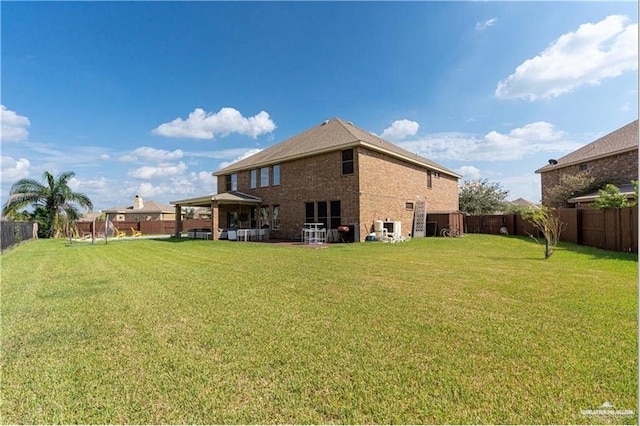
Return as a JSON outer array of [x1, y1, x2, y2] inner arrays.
[[214, 117, 460, 177], [536, 120, 638, 173], [104, 200, 174, 213]]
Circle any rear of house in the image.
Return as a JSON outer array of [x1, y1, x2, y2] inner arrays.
[[207, 118, 459, 241]]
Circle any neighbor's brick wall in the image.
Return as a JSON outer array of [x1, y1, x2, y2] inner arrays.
[[540, 149, 638, 205], [357, 147, 459, 239], [218, 148, 459, 241]]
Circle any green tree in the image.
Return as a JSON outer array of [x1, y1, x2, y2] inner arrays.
[[545, 173, 599, 208], [184, 208, 196, 219], [2, 171, 93, 238], [521, 205, 566, 259], [593, 184, 630, 209], [629, 180, 638, 207], [459, 179, 509, 215]]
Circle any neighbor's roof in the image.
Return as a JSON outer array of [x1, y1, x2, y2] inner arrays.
[[214, 117, 460, 178], [536, 120, 639, 173], [103, 200, 174, 213], [568, 183, 636, 204], [509, 197, 537, 206]]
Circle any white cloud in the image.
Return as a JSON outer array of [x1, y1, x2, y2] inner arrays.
[[152, 107, 276, 140], [398, 121, 582, 162], [68, 176, 108, 192], [1, 156, 31, 181], [218, 148, 263, 170], [128, 161, 188, 180], [476, 17, 497, 31], [191, 171, 217, 187], [500, 173, 542, 203], [496, 15, 638, 101], [123, 170, 217, 201], [1, 105, 30, 143], [456, 165, 482, 180], [120, 146, 184, 163], [380, 119, 420, 141], [130, 182, 168, 199]]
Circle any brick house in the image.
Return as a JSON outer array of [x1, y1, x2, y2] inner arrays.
[[104, 195, 176, 221], [535, 120, 638, 206], [172, 118, 460, 241]]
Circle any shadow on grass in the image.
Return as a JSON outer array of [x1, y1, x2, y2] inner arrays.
[[501, 235, 638, 262]]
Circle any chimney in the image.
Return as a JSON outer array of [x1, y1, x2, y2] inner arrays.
[[134, 195, 144, 210]]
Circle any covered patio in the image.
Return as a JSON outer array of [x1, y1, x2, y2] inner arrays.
[[170, 191, 263, 241]]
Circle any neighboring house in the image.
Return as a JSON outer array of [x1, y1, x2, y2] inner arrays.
[[509, 198, 537, 207], [104, 195, 176, 221], [172, 117, 460, 241], [535, 120, 638, 206], [567, 183, 636, 208]]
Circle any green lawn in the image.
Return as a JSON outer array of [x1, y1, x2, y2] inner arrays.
[[1, 235, 637, 424]]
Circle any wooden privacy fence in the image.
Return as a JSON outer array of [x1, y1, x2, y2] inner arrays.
[[76, 219, 213, 237], [1, 221, 36, 252], [465, 207, 638, 253]]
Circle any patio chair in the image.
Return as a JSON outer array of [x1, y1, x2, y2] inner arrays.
[[114, 227, 126, 238], [130, 227, 142, 237]]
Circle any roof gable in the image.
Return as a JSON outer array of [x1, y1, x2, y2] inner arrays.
[[214, 118, 460, 177], [536, 120, 638, 173]]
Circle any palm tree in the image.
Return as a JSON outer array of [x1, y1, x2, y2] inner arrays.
[[2, 171, 93, 238]]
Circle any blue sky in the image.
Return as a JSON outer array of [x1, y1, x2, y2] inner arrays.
[[1, 1, 638, 211]]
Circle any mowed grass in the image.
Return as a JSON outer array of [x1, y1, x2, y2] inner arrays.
[[1, 235, 637, 424]]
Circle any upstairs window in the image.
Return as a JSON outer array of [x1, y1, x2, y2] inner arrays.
[[260, 167, 269, 187], [273, 164, 281, 186], [226, 173, 238, 191], [342, 149, 354, 175], [427, 170, 433, 189], [250, 169, 257, 189]]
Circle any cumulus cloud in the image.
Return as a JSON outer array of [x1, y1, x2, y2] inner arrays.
[[68, 176, 108, 192], [192, 171, 217, 186], [152, 107, 276, 140], [496, 15, 638, 101], [398, 121, 582, 162], [476, 18, 497, 31], [380, 119, 420, 141], [456, 165, 482, 180], [1, 156, 30, 181], [218, 148, 263, 170], [120, 146, 184, 163], [128, 161, 188, 180], [1, 105, 30, 143]]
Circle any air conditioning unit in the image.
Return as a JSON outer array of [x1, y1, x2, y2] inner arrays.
[[383, 221, 402, 238]]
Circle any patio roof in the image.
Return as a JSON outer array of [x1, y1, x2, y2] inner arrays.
[[170, 191, 262, 207]]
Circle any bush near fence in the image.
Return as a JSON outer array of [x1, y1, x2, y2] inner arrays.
[[1, 221, 36, 252], [465, 207, 638, 253]]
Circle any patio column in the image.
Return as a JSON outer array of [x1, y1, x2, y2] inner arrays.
[[174, 204, 182, 238], [211, 200, 219, 241]]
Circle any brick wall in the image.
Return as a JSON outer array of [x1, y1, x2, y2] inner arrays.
[[540, 149, 638, 205], [358, 147, 459, 239], [217, 147, 459, 241]]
